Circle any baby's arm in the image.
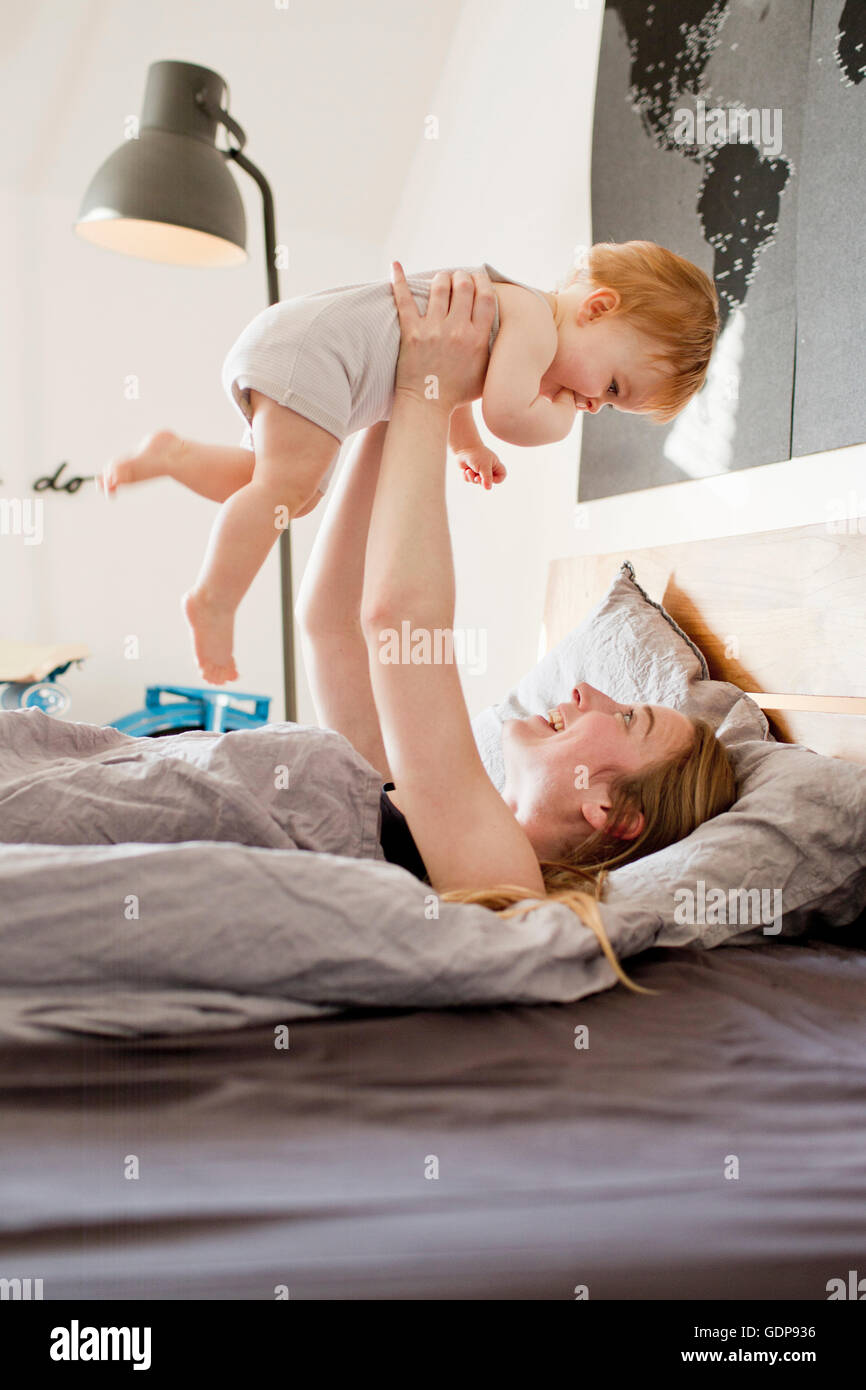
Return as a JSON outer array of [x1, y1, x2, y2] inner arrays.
[[447, 403, 506, 489], [448, 402, 484, 452], [481, 298, 577, 446]]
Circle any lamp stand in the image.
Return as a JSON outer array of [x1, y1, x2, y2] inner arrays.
[[196, 90, 296, 723]]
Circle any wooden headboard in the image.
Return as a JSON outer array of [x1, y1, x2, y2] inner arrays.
[[542, 518, 866, 765]]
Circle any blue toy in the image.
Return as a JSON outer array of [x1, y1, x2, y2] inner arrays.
[[107, 684, 271, 736], [0, 642, 272, 736]]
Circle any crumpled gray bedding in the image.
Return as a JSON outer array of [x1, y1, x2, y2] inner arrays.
[[0, 708, 383, 858], [0, 710, 621, 1041], [0, 706, 857, 1044]]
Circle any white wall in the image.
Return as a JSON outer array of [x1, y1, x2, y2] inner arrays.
[[0, 0, 462, 725], [2, 0, 862, 729], [384, 0, 599, 711], [385, 0, 866, 712]]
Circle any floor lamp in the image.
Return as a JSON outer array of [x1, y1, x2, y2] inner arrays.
[[75, 59, 297, 721]]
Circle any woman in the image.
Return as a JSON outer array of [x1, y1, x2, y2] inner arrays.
[[295, 263, 737, 992], [4, 269, 734, 995]]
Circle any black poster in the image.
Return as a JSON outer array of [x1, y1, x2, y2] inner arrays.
[[581, 0, 866, 503]]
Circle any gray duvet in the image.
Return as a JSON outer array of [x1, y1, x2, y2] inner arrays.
[[0, 707, 861, 1045], [0, 710, 619, 1041]]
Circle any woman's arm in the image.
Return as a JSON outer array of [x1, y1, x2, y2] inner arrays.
[[361, 265, 545, 897], [294, 422, 392, 780]]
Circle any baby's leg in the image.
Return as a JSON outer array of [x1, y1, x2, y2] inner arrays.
[[100, 431, 255, 504], [183, 393, 339, 683]]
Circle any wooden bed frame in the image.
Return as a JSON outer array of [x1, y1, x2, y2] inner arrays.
[[542, 517, 866, 765]]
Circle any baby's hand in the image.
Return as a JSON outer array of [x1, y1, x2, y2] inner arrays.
[[454, 444, 507, 491]]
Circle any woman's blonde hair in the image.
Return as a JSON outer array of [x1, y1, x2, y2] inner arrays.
[[441, 717, 737, 996], [560, 240, 720, 423]]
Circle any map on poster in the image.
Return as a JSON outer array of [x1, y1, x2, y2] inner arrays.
[[581, 0, 866, 503]]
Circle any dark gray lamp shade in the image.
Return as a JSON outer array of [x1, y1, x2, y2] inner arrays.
[[75, 61, 247, 266]]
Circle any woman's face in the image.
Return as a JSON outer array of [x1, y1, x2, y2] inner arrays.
[[501, 683, 694, 860]]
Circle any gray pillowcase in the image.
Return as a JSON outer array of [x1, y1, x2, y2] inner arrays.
[[472, 562, 866, 944], [471, 561, 770, 788]]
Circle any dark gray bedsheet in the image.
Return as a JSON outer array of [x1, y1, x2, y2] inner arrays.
[[0, 928, 863, 1300]]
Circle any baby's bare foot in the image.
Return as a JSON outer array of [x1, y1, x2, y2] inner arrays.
[[182, 589, 239, 686], [99, 429, 184, 497]]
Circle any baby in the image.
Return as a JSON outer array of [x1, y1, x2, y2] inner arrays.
[[100, 241, 719, 684]]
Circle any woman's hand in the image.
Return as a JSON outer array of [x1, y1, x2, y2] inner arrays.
[[389, 262, 497, 415]]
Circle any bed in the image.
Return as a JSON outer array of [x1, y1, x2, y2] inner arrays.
[[1, 518, 864, 1301]]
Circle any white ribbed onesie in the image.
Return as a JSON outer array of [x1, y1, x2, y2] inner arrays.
[[221, 262, 552, 495]]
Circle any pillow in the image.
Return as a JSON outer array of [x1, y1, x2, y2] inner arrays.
[[472, 561, 866, 944], [606, 736, 866, 946], [471, 560, 770, 792]]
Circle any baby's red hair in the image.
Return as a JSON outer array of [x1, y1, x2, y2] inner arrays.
[[563, 240, 720, 423]]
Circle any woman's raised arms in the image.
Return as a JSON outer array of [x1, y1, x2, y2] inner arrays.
[[361, 265, 545, 898], [295, 422, 392, 780]]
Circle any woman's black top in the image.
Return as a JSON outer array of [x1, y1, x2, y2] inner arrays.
[[378, 783, 429, 883]]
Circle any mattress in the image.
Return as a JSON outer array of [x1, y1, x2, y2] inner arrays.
[[1, 925, 863, 1300]]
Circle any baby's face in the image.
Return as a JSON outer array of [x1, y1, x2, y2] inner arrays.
[[541, 284, 671, 415]]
